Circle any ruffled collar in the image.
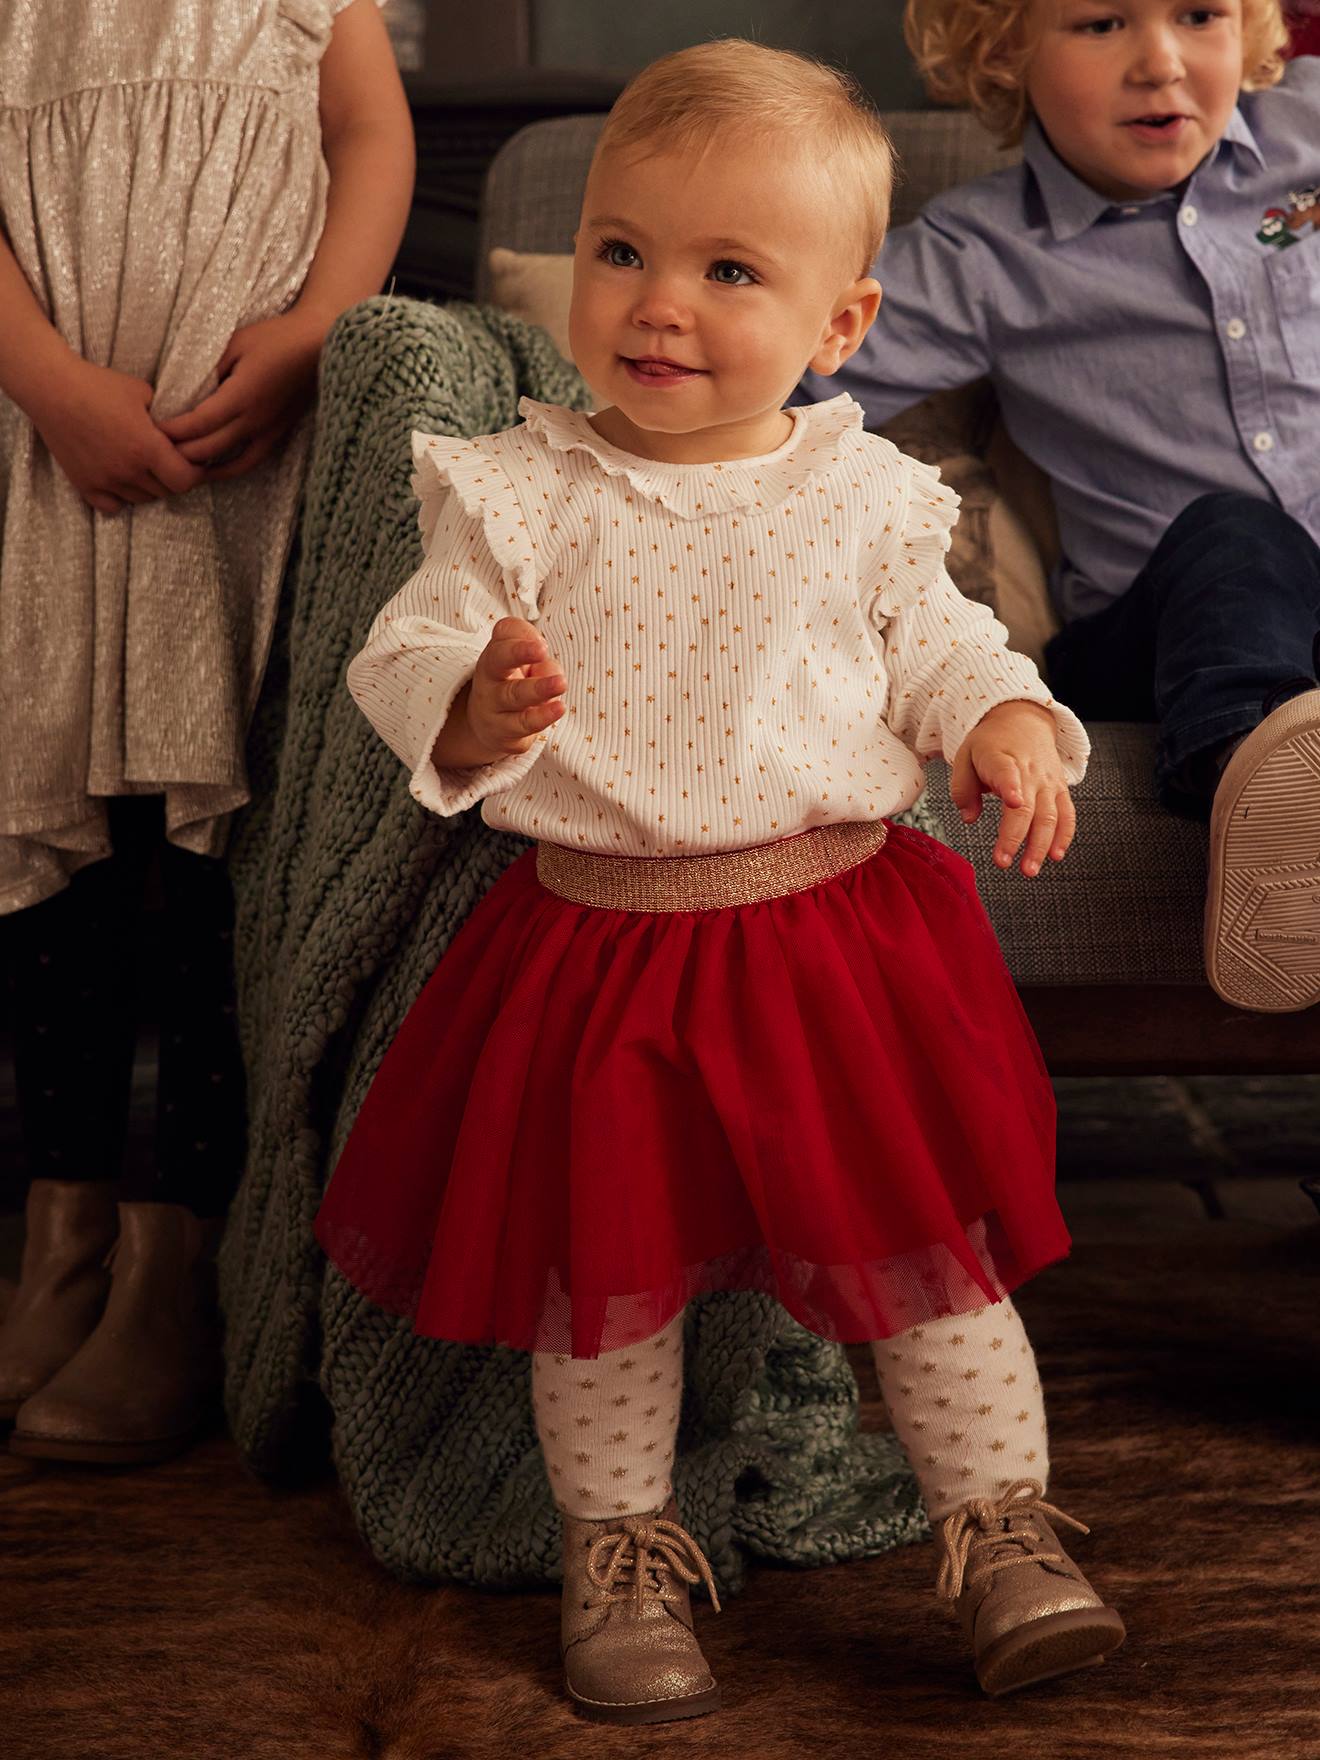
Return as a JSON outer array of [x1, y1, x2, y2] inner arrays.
[[516, 394, 863, 519]]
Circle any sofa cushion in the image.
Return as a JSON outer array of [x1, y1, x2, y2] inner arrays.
[[925, 723, 1207, 985], [475, 110, 1018, 297]]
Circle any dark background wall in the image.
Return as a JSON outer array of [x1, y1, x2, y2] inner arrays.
[[529, 0, 927, 108], [410, 0, 926, 104], [396, 0, 932, 303]]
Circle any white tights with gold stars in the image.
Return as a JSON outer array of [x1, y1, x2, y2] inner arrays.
[[868, 1298, 1049, 1521], [531, 1312, 685, 1519], [531, 1298, 1047, 1524]]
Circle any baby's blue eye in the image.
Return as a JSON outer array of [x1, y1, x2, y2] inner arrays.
[[598, 239, 640, 268], [710, 260, 754, 286]]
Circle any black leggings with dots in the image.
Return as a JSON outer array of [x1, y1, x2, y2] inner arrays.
[[3, 796, 246, 1219]]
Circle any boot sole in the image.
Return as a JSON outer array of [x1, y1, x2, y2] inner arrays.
[[976, 1605, 1127, 1696], [1204, 691, 1320, 1013], [7, 1413, 218, 1465], [566, 1680, 722, 1725]]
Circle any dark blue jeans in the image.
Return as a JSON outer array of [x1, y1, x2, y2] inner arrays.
[[1044, 492, 1320, 819]]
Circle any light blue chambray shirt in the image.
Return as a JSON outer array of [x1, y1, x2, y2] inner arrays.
[[795, 59, 1320, 623]]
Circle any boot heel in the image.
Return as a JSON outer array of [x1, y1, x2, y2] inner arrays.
[[0, 1179, 119, 1419]]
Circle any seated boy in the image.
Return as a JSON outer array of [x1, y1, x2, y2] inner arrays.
[[796, 0, 1320, 1014]]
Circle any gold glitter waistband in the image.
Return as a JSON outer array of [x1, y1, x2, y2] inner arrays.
[[535, 821, 890, 912]]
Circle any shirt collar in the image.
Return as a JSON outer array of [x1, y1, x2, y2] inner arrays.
[[1218, 102, 1265, 171], [1023, 104, 1265, 243], [1023, 120, 1117, 241]]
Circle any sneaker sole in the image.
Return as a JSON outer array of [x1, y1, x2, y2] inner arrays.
[[567, 1681, 722, 1725], [976, 1605, 1127, 1696], [1204, 691, 1320, 1013]]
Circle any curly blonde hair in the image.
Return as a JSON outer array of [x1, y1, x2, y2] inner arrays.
[[593, 39, 895, 276], [904, 0, 1290, 146]]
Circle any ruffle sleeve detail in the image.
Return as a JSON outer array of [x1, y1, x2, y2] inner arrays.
[[344, 436, 553, 820], [410, 432, 542, 622], [517, 394, 865, 520], [274, 0, 336, 61], [867, 454, 963, 626], [278, 0, 388, 49], [868, 448, 1087, 784]]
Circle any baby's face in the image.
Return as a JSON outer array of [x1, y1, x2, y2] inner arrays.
[[569, 136, 871, 457], [1025, 0, 1244, 201]]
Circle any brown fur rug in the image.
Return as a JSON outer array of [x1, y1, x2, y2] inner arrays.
[[3, 1217, 1319, 1760]]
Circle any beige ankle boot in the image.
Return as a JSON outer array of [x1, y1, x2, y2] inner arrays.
[[560, 1496, 722, 1724], [9, 1200, 225, 1464], [0, 1179, 119, 1422], [936, 1479, 1126, 1695]]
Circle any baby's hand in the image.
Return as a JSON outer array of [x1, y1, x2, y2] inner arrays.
[[156, 311, 325, 482], [433, 617, 567, 769], [950, 700, 1076, 878], [28, 357, 205, 516]]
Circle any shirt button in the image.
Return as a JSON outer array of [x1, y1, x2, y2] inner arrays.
[[1180, 204, 1199, 226], [1253, 431, 1274, 453], [1225, 317, 1247, 341]]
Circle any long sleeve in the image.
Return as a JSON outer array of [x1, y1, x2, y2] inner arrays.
[[346, 437, 547, 816], [880, 564, 1088, 781], [867, 457, 1089, 781]]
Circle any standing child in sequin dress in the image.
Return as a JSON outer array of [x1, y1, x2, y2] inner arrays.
[[315, 39, 1126, 1721], [0, 0, 413, 1462]]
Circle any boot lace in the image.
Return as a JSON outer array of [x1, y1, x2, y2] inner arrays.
[[936, 1478, 1089, 1602], [584, 1514, 722, 1617]]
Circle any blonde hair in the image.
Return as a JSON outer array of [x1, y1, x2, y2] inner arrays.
[[592, 39, 895, 275], [904, 0, 1289, 147]]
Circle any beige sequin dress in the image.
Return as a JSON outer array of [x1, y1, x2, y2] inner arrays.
[[0, 0, 363, 914]]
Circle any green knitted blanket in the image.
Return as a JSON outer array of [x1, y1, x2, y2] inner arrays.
[[219, 296, 933, 1595]]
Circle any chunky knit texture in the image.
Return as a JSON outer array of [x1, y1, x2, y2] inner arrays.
[[218, 297, 940, 1593]]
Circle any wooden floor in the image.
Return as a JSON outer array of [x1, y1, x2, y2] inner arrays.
[[2, 1177, 1318, 1760]]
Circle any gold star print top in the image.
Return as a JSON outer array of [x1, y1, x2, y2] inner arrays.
[[347, 393, 1089, 857]]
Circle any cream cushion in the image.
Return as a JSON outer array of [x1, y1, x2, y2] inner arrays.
[[486, 246, 577, 364]]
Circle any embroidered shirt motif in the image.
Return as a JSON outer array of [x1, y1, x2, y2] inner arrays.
[[1257, 184, 1320, 246]]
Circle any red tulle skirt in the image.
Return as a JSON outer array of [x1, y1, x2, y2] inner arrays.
[[314, 824, 1070, 1358]]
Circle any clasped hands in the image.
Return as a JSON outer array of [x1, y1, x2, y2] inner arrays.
[[437, 617, 1077, 878], [31, 309, 326, 516]]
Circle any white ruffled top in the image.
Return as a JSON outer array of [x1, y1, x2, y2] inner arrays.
[[347, 393, 1089, 857]]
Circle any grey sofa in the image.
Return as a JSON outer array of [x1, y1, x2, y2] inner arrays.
[[475, 112, 1319, 1075]]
